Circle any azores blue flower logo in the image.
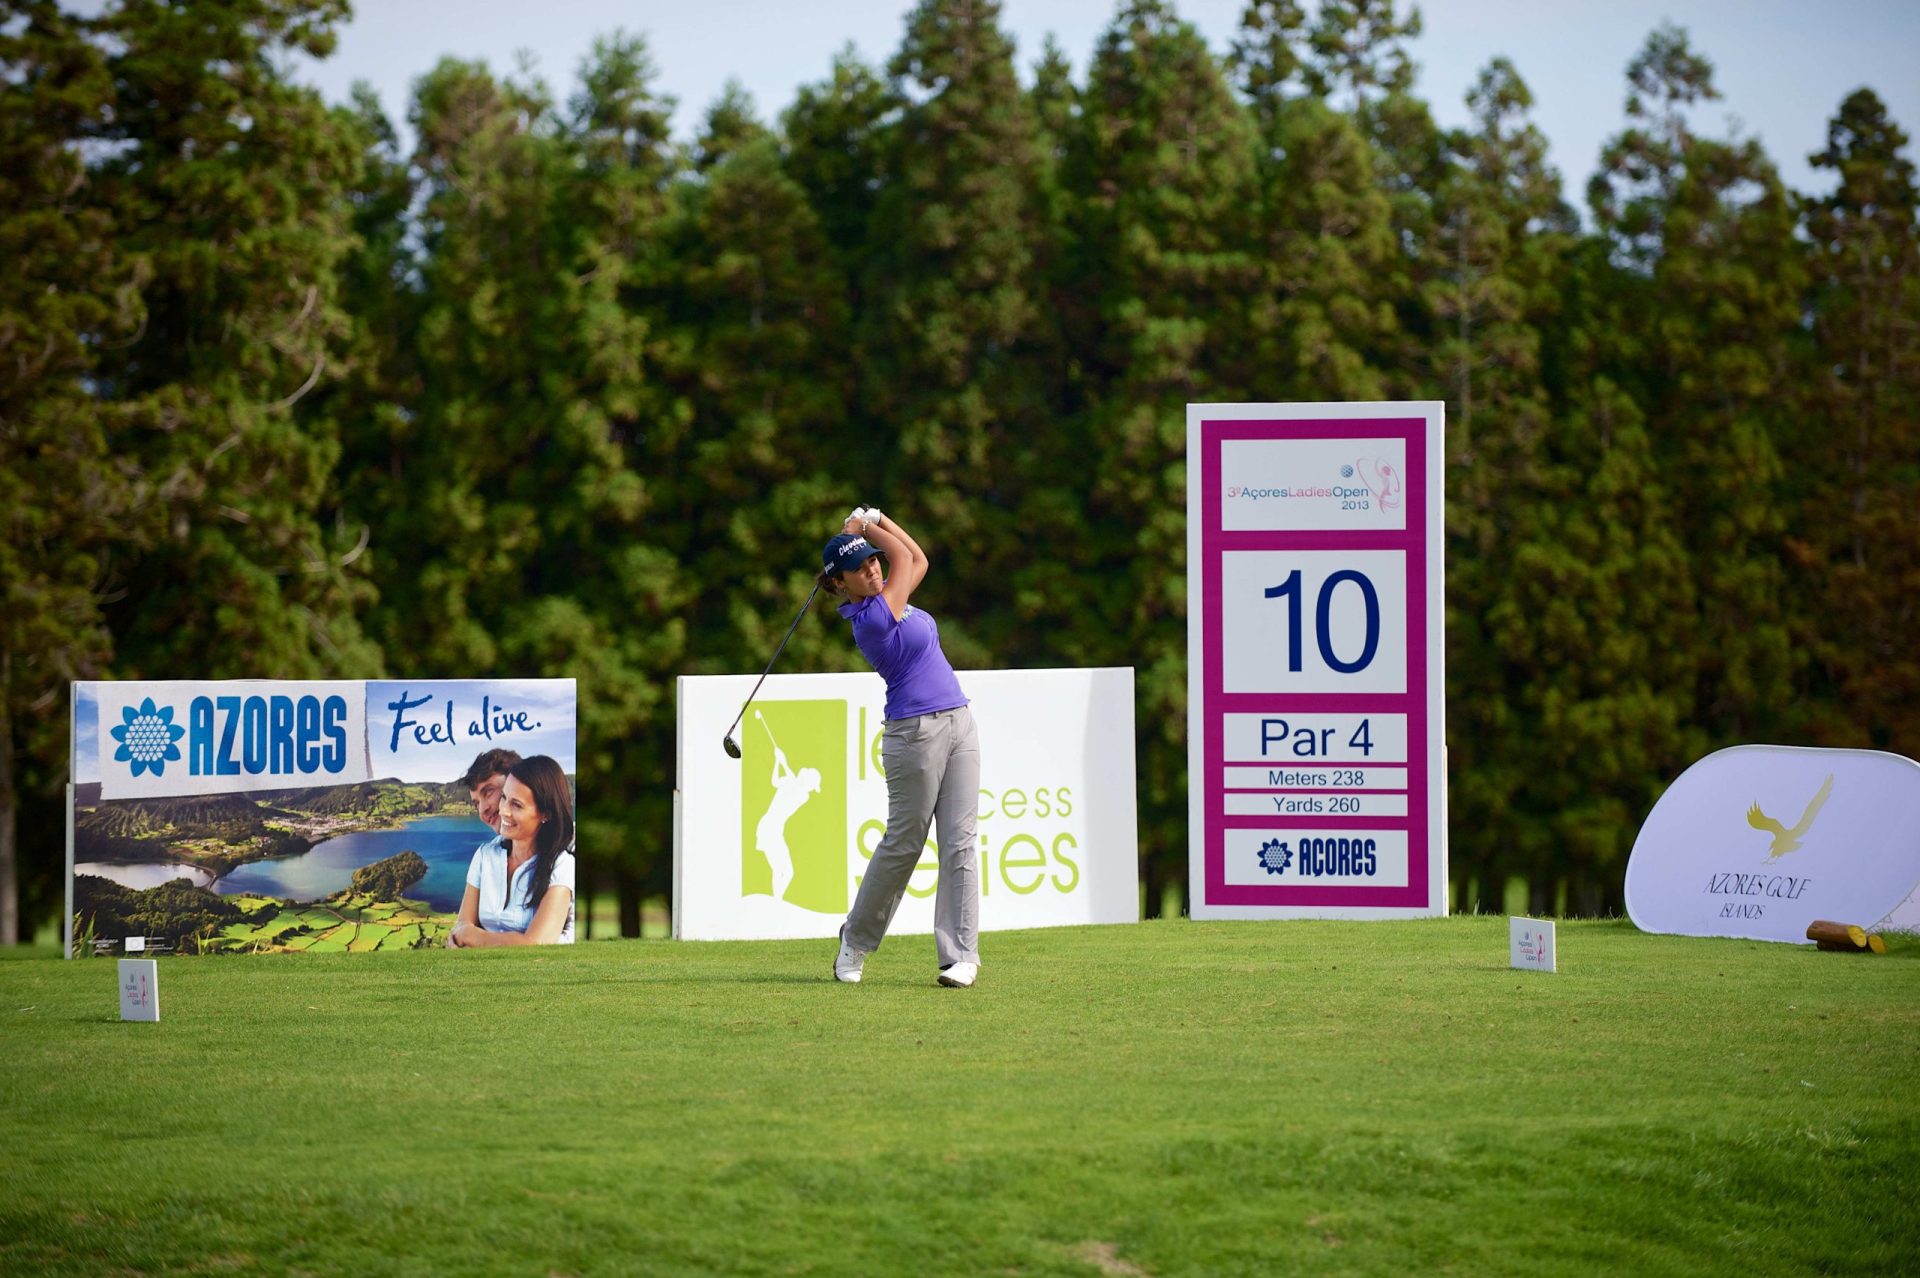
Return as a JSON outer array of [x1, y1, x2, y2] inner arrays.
[[111, 697, 185, 777], [1257, 838, 1293, 876]]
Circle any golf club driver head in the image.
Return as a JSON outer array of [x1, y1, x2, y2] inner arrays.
[[722, 732, 741, 759]]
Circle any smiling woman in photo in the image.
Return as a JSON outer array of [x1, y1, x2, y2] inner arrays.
[[448, 754, 576, 947]]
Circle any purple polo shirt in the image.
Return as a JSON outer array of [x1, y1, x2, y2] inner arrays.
[[839, 593, 969, 721]]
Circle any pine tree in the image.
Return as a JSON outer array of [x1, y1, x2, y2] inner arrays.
[[0, 0, 138, 941], [1230, 0, 1396, 402], [1796, 90, 1920, 750], [324, 83, 419, 624], [1231, 0, 1309, 140], [668, 90, 858, 683], [1426, 60, 1572, 468], [1419, 59, 1576, 910], [1307, 0, 1436, 399], [857, 0, 1055, 667], [1492, 376, 1699, 914], [1588, 25, 1805, 748], [1029, 34, 1079, 165], [2, 0, 378, 939], [781, 48, 894, 274], [1061, 0, 1260, 913], [379, 56, 573, 674], [1018, 32, 1105, 678], [550, 34, 692, 932], [80, 0, 381, 684], [1305, 0, 1422, 110], [367, 41, 687, 932]]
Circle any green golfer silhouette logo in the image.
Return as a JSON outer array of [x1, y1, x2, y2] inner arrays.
[[741, 701, 847, 913]]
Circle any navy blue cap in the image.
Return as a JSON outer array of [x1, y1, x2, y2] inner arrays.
[[822, 533, 882, 576]]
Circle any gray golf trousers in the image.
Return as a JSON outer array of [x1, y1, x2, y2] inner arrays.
[[842, 704, 980, 967]]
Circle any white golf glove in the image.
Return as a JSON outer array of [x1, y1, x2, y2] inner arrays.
[[861, 507, 884, 530]]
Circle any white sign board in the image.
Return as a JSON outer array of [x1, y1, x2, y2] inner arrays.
[[675, 668, 1139, 941], [1625, 745, 1920, 943], [70, 678, 577, 960], [1510, 916, 1556, 972], [118, 959, 159, 1021], [1187, 403, 1447, 919]]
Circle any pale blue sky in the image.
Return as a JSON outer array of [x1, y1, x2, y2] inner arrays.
[[297, 0, 1919, 200]]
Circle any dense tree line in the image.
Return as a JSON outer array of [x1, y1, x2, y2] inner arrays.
[[3, 0, 1915, 939]]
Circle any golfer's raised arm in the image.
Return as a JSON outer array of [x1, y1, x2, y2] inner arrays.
[[863, 512, 928, 617]]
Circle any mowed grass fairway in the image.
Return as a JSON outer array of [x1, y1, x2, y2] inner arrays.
[[3, 918, 1916, 1277]]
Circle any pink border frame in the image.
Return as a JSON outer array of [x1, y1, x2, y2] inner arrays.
[[1200, 418, 1431, 907]]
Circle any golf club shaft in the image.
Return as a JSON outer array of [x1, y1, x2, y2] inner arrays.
[[726, 580, 821, 740]]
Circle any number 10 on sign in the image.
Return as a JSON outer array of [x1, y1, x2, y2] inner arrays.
[[1221, 552, 1408, 694], [1187, 402, 1446, 920]]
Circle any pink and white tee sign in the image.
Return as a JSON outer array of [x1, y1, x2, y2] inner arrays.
[[1187, 403, 1447, 920]]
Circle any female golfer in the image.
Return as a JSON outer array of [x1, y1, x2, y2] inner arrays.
[[448, 754, 577, 947], [820, 507, 980, 987]]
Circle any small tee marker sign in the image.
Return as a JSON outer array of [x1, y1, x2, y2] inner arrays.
[[1509, 916, 1556, 973], [119, 958, 160, 1021]]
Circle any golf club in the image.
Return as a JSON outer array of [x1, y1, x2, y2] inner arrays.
[[722, 579, 822, 759]]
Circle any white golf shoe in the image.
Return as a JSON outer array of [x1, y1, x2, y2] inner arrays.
[[937, 961, 978, 988], [833, 927, 866, 983]]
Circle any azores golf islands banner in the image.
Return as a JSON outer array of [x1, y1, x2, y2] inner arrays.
[[1625, 745, 1920, 943], [675, 668, 1139, 941], [68, 679, 576, 957]]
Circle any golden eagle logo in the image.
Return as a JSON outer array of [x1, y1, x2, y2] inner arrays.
[[1745, 774, 1833, 860]]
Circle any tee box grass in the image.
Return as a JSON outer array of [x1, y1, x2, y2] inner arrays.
[[2, 917, 1916, 1276]]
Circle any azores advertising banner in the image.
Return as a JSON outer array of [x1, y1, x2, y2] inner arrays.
[[675, 669, 1138, 940], [68, 679, 576, 957], [1186, 402, 1447, 920], [1625, 745, 1920, 943]]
